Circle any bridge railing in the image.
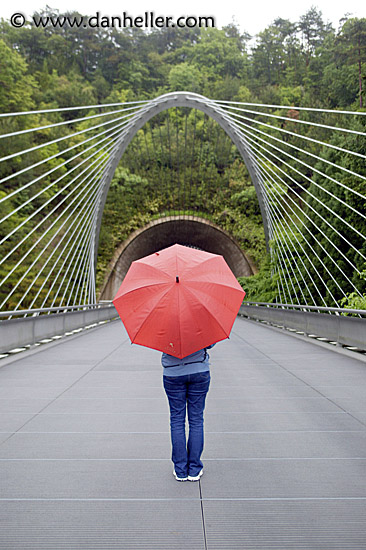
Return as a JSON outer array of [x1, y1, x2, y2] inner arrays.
[[239, 302, 366, 351], [0, 302, 117, 355], [2, 299, 365, 357]]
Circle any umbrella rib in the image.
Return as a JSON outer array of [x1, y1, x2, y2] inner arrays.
[[115, 281, 171, 299], [184, 255, 223, 273], [136, 260, 173, 279], [175, 253, 182, 357], [184, 280, 245, 308], [185, 280, 243, 292], [182, 285, 231, 339], [129, 286, 174, 344], [180, 256, 242, 287]]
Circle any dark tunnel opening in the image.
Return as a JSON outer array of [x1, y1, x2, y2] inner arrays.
[[99, 216, 255, 300]]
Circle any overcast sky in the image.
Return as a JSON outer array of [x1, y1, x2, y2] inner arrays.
[[0, 0, 364, 36]]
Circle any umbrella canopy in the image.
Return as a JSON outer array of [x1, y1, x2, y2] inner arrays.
[[113, 244, 245, 359]]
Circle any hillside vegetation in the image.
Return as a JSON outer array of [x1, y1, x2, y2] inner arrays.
[[0, 8, 365, 307]]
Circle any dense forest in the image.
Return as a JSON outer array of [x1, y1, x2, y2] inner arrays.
[[0, 7, 365, 309], [1, 7, 365, 108]]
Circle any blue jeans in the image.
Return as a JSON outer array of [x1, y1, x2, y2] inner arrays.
[[163, 371, 210, 478]]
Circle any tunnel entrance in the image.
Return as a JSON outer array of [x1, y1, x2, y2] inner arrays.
[[99, 216, 255, 300]]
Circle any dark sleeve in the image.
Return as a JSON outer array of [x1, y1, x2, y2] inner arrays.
[[206, 343, 216, 350]]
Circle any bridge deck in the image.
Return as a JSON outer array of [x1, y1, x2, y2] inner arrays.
[[1, 317, 366, 549]]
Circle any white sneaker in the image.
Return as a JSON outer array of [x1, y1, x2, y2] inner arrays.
[[173, 469, 188, 482], [188, 469, 203, 482]]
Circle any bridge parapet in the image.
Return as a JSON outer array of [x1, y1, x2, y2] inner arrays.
[[0, 304, 117, 355], [240, 302, 366, 352], [1, 302, 365, 357]]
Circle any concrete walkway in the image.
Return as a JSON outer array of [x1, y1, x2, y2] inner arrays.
[[0, 317, 366, 549]]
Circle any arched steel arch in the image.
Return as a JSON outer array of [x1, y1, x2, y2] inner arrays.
[[93, 91, 270, 268]]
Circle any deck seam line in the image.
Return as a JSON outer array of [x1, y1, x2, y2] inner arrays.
[[232, 326, 366, 429], [199, 480, 208, 550], [1, 430, 365, 434], [0, 338, 129, 449], [0, 497, 366, 502], [1, 457, 366, 461]]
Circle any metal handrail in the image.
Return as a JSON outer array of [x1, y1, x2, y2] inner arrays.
[[0, 301, 117, 354], [2, 300, 364, 319], [242, 301, 366, 316], [0, 302, 114, 319]]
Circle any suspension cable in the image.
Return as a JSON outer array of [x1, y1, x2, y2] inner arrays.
[[0, 117, 134, 228], [0, 100, 149, 118], [243, 137, 364, 296], [254, 159, 339, 304], [0, 147, 112, 289], [0, 104, 144, 140], [255, 165, 316, 305], [1, 146, 114, 266], [217, 104, 366, 161], [213, 99, 366, 116], [214, 102, 366, 137], [230, 120, 366, 264], [0, 111, 136, 193], [219, 107, 366, 201], [10, 177, 104, 310]]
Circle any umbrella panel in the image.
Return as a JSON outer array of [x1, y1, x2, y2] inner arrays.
[[113, 244, 245, 359]]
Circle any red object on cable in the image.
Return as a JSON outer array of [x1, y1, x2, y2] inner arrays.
[[112, 244, 246, 359]]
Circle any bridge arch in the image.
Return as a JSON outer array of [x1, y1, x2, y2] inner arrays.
[[99, 215, 255, 300], [94, 92, 270, 272]]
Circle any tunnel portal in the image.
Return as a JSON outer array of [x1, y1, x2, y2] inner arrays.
[[99, 216, 255, 300]]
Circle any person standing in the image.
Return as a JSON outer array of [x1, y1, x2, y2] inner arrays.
[[162, 344, 215, 482]]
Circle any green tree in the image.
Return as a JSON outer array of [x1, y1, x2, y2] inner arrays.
[[168, 63, 201, 93], [0, 38, 37, 112], [335, 18, 366, 107], [298, 7, 333, 67]]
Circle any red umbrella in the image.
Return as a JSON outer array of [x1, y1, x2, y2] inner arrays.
[[112, 244, 245, 359]]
